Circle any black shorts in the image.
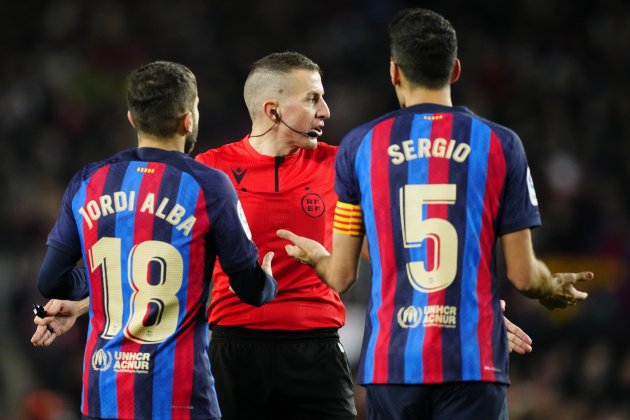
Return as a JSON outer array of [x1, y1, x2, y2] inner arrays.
[[366, 381, 507, 420], [209, 326, 357, 420]]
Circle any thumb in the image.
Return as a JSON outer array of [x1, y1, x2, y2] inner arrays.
[[261, 251, 274, 276]]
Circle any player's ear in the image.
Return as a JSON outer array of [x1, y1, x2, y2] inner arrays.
[[450, 59, 461, 84], [390, 60, 401, 87], [181, 111, 193, 135], [127, 111, 136, 128]]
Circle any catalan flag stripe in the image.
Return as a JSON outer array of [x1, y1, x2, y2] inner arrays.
[[332, 202, 365, 236]]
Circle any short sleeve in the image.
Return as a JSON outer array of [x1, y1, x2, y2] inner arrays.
[[46, 170, 84, 258], [334, 129, 363, 205], [207, 171, 259, 274], [497, 132, 542, 235]]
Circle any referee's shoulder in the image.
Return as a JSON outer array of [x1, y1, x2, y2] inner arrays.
[[312, 140, 338, 156], [194, 140, 242, 165]]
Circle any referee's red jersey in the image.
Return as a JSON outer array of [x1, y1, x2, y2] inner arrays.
[[196, 136, 345, 330]]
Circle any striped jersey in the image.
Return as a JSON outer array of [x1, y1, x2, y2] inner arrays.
[[195, 136, 345, 330], [47, 147, 259, 419], [335, 104, 541, 385]]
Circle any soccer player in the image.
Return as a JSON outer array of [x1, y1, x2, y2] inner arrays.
[[277, 9, 593, 420], [32, 61, 277, 419]]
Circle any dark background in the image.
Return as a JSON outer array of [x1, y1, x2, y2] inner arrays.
[[1, 1, 629, 419]]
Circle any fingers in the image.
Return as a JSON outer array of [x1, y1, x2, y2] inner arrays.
[[504, 315, 532, 354], [31, 325, 56, 347], [261, 251, 274, 276], [284, 245, 312, 266], [44, 299, 62, 315], [277, 229, 299, 244], [575, 271, 594, 282], [500, 299, 506, 312], [33, 315, 52, 327]]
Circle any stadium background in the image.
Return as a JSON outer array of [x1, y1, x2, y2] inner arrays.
[[1, 0, 628, 418]]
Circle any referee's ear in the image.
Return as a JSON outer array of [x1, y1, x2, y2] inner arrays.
[[127, 111, 137, 129]]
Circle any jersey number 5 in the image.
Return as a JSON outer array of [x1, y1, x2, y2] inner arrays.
[[89, 237, 183, 344], [400, 184, 458, 293]]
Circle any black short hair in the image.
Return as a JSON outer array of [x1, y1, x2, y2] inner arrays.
[[127, 61, 197, 137], [388, 8, 458, 89]]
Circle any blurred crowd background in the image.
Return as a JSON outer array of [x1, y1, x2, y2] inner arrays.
[[1, 0, 629, 419]]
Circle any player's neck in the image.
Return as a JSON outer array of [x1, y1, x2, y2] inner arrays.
[[400, 86, 453, 108], [137, 132, 185, 152]]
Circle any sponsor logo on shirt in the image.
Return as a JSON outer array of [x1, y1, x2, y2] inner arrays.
[[92, 349, 113, 371], [397, 305, 458, 329], [91, 349, 151, 374], [397, 306, 422, 328]]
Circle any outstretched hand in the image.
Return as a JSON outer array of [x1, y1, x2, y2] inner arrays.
[[501, 300, 532, 355], [539, 271, 593, 310], [277, 229, 330, 267], [31, 299, 83, 347]]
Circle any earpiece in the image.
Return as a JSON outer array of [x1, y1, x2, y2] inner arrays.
[[251, 108, 319, 138]]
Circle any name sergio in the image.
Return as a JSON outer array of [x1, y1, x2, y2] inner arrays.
[[77, 191, 196, 236], [387, 137, 471, 165]]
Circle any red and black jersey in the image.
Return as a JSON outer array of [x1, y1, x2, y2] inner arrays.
[[196, 135, 345, 330]]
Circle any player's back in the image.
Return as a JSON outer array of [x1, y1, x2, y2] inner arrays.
[[335, 103, 540, 386], [51, 147, 233, 419]]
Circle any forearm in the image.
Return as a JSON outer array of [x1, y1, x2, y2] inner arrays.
[[38, 246, 88, 300], [519, 258, 553, 299], [228, 263, 278, 306], [314, 254, 357, 293]]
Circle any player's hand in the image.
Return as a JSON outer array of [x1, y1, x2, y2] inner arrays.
[[277, 229, 330, 267], [31, 299, 82, 347], [501, 300, 532, 354], [538, 271, 593, 310], [228, 252, 275, 296], [261, 251, 274, 277]]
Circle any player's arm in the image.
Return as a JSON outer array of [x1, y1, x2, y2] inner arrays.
[[31, 297, 89, 347], [278, 201, 364, 292], [277, 229, 362, 293], [501, 228, 593, 310], [37, 245, 89, 300], [224, 252, 277, 307]]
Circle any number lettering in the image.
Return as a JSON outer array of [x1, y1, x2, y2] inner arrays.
[[89, 238, 183, 344], [400, 184, 458, 292]]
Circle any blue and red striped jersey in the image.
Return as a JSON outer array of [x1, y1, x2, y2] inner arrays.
[[335, 104, 541, 386], [47, 147, 259, 419]]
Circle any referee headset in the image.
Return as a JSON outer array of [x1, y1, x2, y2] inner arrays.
[[250, 108, 318, 138]]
